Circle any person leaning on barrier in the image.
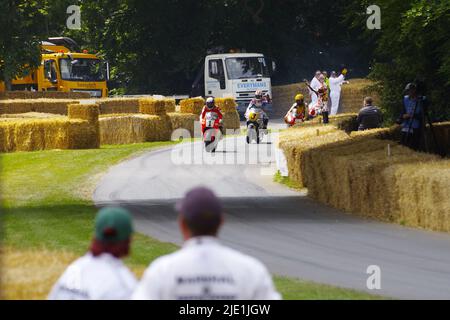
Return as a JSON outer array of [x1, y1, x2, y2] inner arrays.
[[48, 207, 137, 300], [132, 186, 281, 300], [397, 82, 427, 150], [357, 97, 383, 131]]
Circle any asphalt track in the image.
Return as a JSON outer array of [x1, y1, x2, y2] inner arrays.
[[94, 130, 450, 299]]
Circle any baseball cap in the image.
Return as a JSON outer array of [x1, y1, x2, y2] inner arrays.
[[95, 207, 134, 242], [176, 187, 223, 220]]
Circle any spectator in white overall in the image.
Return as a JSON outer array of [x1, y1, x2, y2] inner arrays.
[[329, 69, 348, 115], [308, 70, 322, 112], [132, 186, 281, 300], [48, 207, 137, 300]]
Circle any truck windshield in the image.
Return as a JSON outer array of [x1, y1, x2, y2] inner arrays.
[[59, 58, 106, 82], [225, 57, 270, 79]]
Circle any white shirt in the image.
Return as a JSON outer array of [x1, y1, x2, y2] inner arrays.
[[48, 253, 137, 300], [329, 75, 345, 94], [132, 237, 281, 300]]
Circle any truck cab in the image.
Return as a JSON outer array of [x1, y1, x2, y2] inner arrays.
[[192, 53, 275, 115], [1, 37, 109, 98]]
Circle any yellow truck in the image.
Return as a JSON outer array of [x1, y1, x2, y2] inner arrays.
[[0, 37, 109, 97]]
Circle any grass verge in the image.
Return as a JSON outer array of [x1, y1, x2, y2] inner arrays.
[[1, 142, 383, 300], [273, 170, 304, 191]]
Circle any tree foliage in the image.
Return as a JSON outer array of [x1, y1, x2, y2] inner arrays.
[[1, 0, 448, 122], [348, 0, 450, 121], [0, 0, 48, 89]]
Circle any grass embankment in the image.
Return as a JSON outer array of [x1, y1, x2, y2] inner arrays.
[[273, 171, 303, 191], [1, 141, 382, 300]]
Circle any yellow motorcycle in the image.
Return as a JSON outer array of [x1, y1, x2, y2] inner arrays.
[[246, 110, 266, 144]]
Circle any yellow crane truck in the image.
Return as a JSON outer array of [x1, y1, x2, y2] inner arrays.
[[0, 37, 109, 97]]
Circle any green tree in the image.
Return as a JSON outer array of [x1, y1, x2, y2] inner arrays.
[[0, 0, 48, 90], [347, 0, 450, 122]]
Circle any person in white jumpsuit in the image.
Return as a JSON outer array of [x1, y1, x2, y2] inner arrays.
[[48, 207, 137, 300], [308, 71, 322, 111], [329, 70, 348, 115], [132, 187, 281, 300]]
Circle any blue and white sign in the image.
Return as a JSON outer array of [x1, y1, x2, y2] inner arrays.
[[236, 82, 268, 90]]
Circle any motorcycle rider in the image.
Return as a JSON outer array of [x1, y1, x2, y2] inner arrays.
[[305, 75, 329, 122], [284, 94, 307, 127], [245, 90, 269, 129], [200, 97, 223, 134]]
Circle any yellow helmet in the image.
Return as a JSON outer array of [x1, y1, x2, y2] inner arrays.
[[249, 112, 258, 121], [295, 94, 304, 101]]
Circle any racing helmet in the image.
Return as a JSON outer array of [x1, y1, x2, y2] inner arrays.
[[206, 97, 215, 109], [249, 111, 258, 121], [255, 90, 263, 100], [295, 94, 304, 102]]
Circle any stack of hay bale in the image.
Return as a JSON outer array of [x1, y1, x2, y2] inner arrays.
[[99, 98, 175, 145], [215, 97, 240, 131], [180, 97, 204, 115], [278, 118, 450, 232], [0, 99, 81, 115], [0, 103, 100, 152], [0, 91, 91, 100], [97, 98, 140, 115]]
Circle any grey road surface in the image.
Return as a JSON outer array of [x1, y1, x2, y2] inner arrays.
[[94, 133, 450, 299]]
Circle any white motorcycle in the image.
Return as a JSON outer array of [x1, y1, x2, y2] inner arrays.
[[246, 110, 267, 144]]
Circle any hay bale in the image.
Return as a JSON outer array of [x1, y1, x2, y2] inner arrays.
[[97, 98, 140, 114], [68, 104, 99, 123], [33, 99, 80, 115], [167, 112, 196, 137], [139, 98, 167, 115], [180, 97, 204, 114], [0, 100, 33, 114], [146, 114, 172, 141], [0, 99, 80, 115], [430, 121, 450, 156], [279, 125, 350, 186], [0, 91, 91, 100], [100, 115, 151, 145], [215, 97, 237, 112], [100, 114, 173, 145], [0, 112, 64, 120], [349, 125, 400, 140], [304, 137, 443, 228], [222, 111, 241, 131], [164, 99, 176, 113], [0, 117, 99, 152], [392, 160, 450, 232]]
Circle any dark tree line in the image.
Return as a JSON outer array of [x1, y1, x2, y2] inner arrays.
[[1, 0, 449, 121]]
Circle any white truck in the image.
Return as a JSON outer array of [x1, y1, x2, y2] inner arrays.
[[191, 53, 275, 116]]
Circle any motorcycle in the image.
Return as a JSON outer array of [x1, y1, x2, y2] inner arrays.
[[284, 107, 305, 127], [246, 110, 267, 144], [202, 111, 223, 152]]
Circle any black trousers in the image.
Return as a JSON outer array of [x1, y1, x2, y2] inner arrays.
[[401, 129, 422, 151], [322, 111, 329, 124]]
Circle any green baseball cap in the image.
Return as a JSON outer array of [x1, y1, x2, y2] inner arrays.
[[95, 207, 134, 242]]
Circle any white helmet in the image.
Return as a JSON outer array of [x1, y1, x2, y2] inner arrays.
[[206, 97, 215, 109]]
